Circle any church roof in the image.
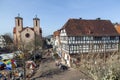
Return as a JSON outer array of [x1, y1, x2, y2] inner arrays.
[[13, 26, 42, 34], [15, 16, 23, 20], [20, 27, 34, 32], [33, 17, 40, 20]]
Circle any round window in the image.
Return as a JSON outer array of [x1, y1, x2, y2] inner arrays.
[[25, 33, 30, 38]]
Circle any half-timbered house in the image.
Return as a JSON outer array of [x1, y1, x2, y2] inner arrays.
[[55, 18, 119, 67]]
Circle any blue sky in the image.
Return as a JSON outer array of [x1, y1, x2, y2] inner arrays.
[[0, 0, 120, 36]]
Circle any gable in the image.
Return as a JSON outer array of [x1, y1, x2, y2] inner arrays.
[[60, 29, 67, 36], [21, 27, 34, 33], [20, 27, 35, 42]]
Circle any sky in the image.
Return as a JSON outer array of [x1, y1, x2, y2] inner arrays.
[[0, 0, 120, 37]]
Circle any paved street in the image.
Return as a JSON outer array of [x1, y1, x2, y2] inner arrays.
[[31, 51, 91, 80]]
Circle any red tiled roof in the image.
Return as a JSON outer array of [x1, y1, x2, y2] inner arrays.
[[115, 24, 120, 34], [53, 30, 60, 37], [62, 19, 118, 36]]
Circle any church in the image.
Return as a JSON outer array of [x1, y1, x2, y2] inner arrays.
[[13, 15, 42, 49]]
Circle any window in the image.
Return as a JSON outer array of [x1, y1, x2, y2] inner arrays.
[[110, 36, 116, 40], [102, 37, 110, 40], [63, 29, 65, 33], [86, 37, 89, 40], [63, 36, 67, 40], [72, 37, 75, 41], [25, 33, 30, 38], [83, 36, 86, 40], [75, 37, 80, 41], [18, 19, 20, 26], [36, 20, 38, 26], [74, 45, 77, 51], [69, 37, 72, 41], [94, 36, 102, 40]]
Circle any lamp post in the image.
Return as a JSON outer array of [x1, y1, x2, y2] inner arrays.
[[34, 32, 36, 63], [20, 42, 26, 80]]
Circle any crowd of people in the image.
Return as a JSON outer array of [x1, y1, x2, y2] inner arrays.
[[0, 69, 24, 80]]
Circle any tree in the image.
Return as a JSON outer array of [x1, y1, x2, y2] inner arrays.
[[77, 52, 120, 80], [3, 33, 14, 52], [34, 34, 43, 50]]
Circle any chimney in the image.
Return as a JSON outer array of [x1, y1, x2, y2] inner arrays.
[[79, 17, 82, 20], [96, 17, 101, 20]]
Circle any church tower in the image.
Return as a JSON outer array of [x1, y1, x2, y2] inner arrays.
[[33, 16, 41, 35], [14, 14, 23, 48], [15, 14, 23, 32]]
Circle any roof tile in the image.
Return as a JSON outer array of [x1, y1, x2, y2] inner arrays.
[[62, 19, 118, 36]]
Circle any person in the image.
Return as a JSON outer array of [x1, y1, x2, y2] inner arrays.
[[9, 71, 12, 79], [3, 76, 7, 80], [0, 73, 2, 79]]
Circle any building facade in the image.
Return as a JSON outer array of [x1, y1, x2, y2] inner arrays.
[[13, 16, 42, 49], [53, 30, 62, 57], [0, 35, 6, 48], [54, 18, 119, 67], [114, 23, 120, 41]]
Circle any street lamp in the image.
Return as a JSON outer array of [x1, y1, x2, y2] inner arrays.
[[34, 32, 36, 63]]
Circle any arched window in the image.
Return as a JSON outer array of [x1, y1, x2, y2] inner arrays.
[[36, 20, 37, 26], [18, 19, 20, 26]]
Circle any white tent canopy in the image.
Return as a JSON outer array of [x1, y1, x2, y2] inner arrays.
[[0, 53, 14, 60]]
